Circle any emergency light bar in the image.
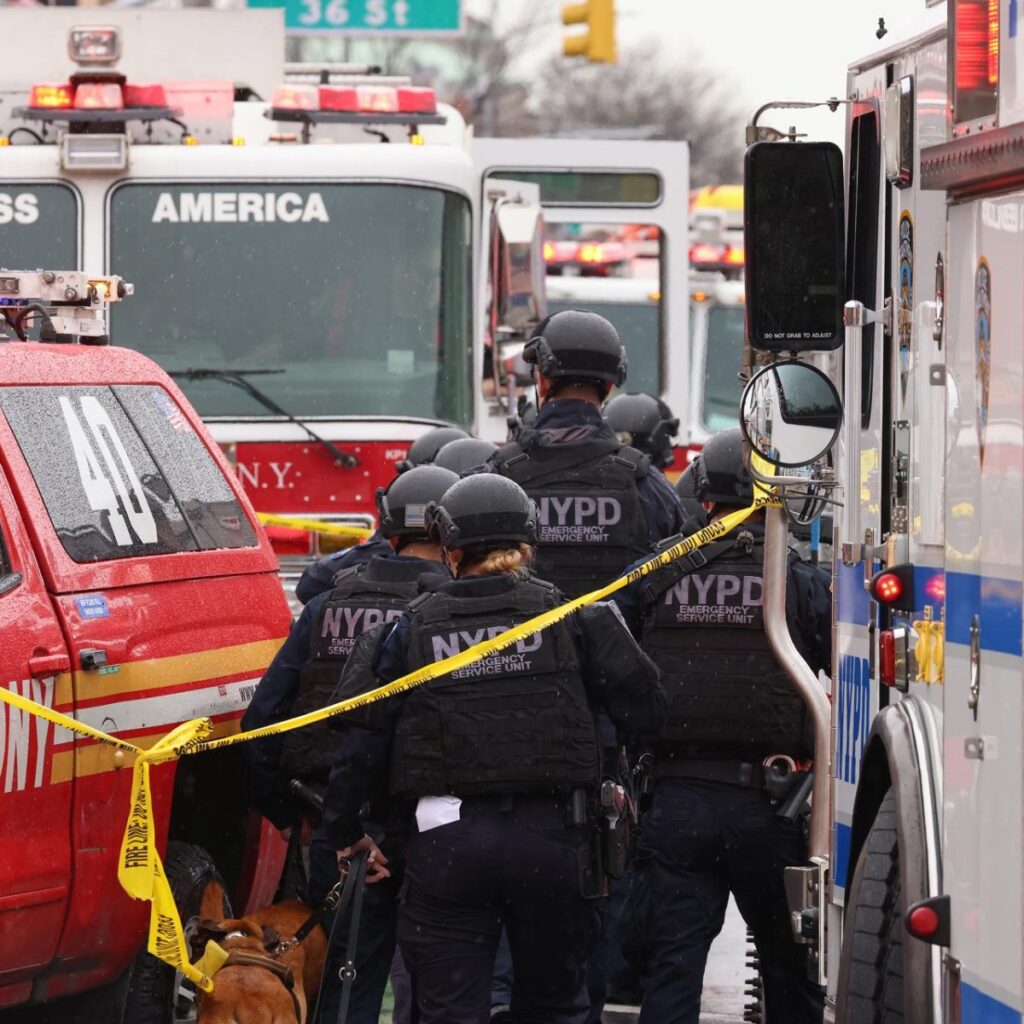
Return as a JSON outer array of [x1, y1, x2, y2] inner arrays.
[[269, 84, 445, 126], [16, 74, 178, 127], [0, 270, 132, 346]]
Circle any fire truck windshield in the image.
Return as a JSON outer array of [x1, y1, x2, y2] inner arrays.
[[109, 182, 473, 425]]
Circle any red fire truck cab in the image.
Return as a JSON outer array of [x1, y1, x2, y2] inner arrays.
[[0, 271, 292, 1018]]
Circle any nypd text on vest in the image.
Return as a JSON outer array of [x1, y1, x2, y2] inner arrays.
[[432, 627, 543, 679], [537, 496, 621, 543], [664, 572, 763, 625], [151, 192, 330, 224]]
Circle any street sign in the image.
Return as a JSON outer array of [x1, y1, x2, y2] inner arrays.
[[249, 0, 463, 35]]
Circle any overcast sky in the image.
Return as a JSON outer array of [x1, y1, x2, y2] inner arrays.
[[468, 0, 946, 147]]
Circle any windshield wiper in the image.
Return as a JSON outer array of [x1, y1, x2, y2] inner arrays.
[[169, 368, 359, 468]]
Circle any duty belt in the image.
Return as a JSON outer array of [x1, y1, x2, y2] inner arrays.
[[659, 755, 804, 791]]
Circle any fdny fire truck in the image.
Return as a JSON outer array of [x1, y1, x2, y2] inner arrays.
[[0, 269, 293, 1018], [0, 11, 690, 601], [742, 1, 1024, 1020]]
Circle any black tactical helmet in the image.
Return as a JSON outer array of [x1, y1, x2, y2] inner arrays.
[[376, 465, 459, 539], [604, 392, 679, 469], [433, 437, 499, 476], [693, 428, 753, 505], [523, 309, 627, 389], [674, 460, 698, 500], [397, 426, 470, 473], [428, 475, 538, 550]]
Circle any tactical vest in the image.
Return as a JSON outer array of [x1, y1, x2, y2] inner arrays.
[[492, 435, 650, 599], [389, 578, 600, 798], [280, 557, 436, 783], [639, 532, 813, 773]]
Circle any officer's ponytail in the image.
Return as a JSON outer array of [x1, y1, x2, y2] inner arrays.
[[459, 543, 534, 579]]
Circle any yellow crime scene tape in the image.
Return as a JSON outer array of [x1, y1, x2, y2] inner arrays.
[[257, 512, 374, 540], [0, 494, 779, 992]]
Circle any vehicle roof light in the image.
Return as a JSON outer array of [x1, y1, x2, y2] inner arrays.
[[690, 242, 728, 265], [272, 84, 318, 111], [30, 83, 73, 110], [543, 241, 556, 261], [69, 25, 121, 66], [123, 83, 168, 109], [74, 81, 123, 111], [357, 85, 399, 113], [397, 86, 437, 114], [692, 291, 708, 302], [724, 245, 745, 266], [318, 85, 358, 112]]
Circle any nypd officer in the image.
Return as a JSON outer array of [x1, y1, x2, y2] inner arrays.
[[613, 428, 830, 1024], [487, 310, 684, 600], [295, 425, 469, 604], [242, 465, 457, 1024], [322, 474, 667, 1024], [603, 391, 680, 474]]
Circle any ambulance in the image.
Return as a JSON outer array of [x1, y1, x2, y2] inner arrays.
[[0, 269, 293, 1019], [741, 1, 1024, 1020]]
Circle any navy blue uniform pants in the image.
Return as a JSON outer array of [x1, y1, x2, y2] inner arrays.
[[308, 828, 406, 1024], [397, 794, 603, 1024], [621, 779, 824, 1024]]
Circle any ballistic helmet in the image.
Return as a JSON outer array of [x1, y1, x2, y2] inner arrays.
[[397, 426, 470, 473], [693, 428, 753, 505], [428, 475, 538, 550], [433, 437, 499, 476], [604, 392, 679, 469], [376, 465, 459, 539], [523, 309, 627, 389]]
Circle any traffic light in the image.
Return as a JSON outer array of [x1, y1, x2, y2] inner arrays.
[[562, 0, 617, 64]]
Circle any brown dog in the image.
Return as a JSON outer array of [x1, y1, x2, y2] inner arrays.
[[193, 900, 328, 1024]]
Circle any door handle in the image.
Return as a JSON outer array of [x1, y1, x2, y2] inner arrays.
[[28, 652, 71, 677]]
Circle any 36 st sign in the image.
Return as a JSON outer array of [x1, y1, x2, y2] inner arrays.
[[250, 0, 463, 34]]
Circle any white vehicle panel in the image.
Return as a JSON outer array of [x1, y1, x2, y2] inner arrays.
[[472, 137, 690, 442]]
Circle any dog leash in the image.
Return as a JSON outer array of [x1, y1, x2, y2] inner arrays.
[[335, 850, 369, 1024], [307, 848, 369, 1024]]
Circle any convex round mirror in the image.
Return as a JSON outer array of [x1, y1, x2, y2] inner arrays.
[[740, 360, 842, 468]]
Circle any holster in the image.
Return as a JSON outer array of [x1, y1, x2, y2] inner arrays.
[[599, 780, 636, 880]]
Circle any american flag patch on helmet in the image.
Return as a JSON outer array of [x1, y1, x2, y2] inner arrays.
[[405, 503, 427, 528]]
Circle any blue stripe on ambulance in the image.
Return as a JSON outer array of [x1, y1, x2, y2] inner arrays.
[[962, 981, 1022, 1023]]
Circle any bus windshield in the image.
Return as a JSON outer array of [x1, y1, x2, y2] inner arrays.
[[702, 303, 745, 431], [109, 183, 473, 424]]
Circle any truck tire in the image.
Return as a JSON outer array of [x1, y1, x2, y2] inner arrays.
[[121, 841, 231, 1024], [835, 789, 905, 1024]]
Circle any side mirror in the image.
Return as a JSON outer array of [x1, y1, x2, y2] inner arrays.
[[744, 141, 845, 352], [490, 199, 547, 343], [740, 360, 842, 468]]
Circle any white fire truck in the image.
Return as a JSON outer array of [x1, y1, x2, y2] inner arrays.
[[741, 1, 1024, 1020], [0, 11, 691, 598]]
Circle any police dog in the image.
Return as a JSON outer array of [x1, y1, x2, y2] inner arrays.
[[193, 900, 327, 1024]]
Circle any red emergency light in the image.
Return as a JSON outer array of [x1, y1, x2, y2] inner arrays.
[[269, 83, 441, 123], [29, 83, 74, 110], [879, 629, 896, 687], [272, 85, 318, 111], [956, 0, 999, 91], [904, 895, 950, 946], [868, 563, 916, 611], [123, 83, 169, 109], [73, 81, 123, 110]]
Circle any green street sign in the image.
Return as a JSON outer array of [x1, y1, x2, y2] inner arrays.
[[250, 0, 463, 34]]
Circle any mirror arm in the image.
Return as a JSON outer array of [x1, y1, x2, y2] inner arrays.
[[763, 502, 832, 861], [746, 97, 848, 144]]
